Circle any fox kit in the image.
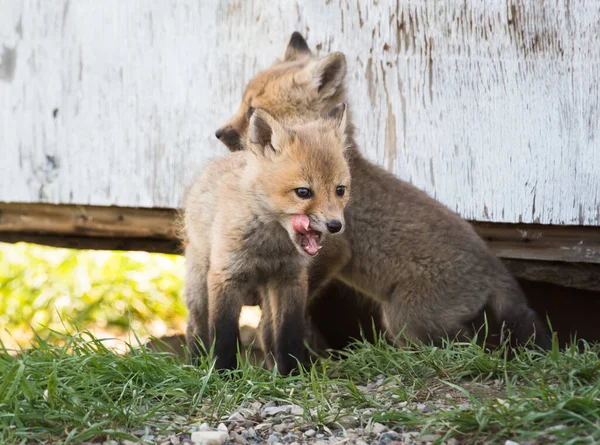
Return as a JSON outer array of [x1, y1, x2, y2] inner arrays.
[[184, 104, 352, 374], [214, 32, 551, 350]]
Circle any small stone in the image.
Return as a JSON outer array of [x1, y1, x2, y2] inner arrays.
[[446, 439, 459, 445], [243, 428, 257, 438], [231, 433, 248, 444], [228, 412, 245, 423], [315, 433, 324, 439], [290, 405, 304, 416], [397, 401, 408, 408], [370, 422, 387, 434], [190, 430, 229, 445], [255, 423, 272, 432], [304, 429, 316, 438], [123, 441, 141, 445], [262, 405, 291, 417], [273, 424, 287, 433], [198, 423, 212, 432], [421, 404, 436, 413], [160, 441, 171, 445], [267, 432, 282, 444], [282, 433, 298, 443], [338, 415, 360, 429], [105, 441, 118, 445], [505, 441, 520, 445], [217, 423, 228, 432], [381, 432, 400, 441], [169, 435, 181, 445], [355, 441, 369, 445], [420, 434, 441, 442]]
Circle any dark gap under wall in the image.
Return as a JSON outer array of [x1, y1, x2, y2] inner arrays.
[[520, 279, 600, 347]]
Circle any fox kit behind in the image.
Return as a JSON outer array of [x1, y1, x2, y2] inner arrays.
[[214, 32, 552, 350], [184, 104, 352, 374]]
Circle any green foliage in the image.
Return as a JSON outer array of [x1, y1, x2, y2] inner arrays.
[[0, 243, 186, 338]]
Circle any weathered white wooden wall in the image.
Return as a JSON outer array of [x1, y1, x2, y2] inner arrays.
[[1, 1, 599, 225]]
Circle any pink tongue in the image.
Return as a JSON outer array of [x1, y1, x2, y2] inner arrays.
[[291, 214, 320, 256], [291, 214, 311, 234]]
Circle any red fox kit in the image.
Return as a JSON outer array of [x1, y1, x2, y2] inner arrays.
[[184, 104, 352, 374], [213, 32, 551, 350]]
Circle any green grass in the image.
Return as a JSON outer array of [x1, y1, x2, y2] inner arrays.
[[1, 243, 599, 444], [1, 332, 598, 444]]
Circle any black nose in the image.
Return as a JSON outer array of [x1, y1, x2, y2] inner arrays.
[[215, 128, 224, 139], [326, 220, 343, 233]]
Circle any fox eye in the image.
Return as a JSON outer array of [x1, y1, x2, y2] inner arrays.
[[247, 107, 255, 118], [336, 185, 346, 197], [294, 188, 313, 199]]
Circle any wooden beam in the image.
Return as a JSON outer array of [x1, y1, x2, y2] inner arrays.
[[1, 203, 599, 264], [506, 259, 600, 292], [474, 222, 600, 264], [0, 203, 178, 239]]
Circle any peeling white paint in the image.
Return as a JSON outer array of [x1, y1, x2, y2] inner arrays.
[[0, 0, 599, 225]]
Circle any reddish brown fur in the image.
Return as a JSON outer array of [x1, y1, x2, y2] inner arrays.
[[184, 106, 353, 374], [213, 32, 551, 351]]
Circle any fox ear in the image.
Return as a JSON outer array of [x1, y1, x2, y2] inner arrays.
[[295, 52, 346, 100], [248, 109, 289, 157], [284, 32, 312, 61], [325, 103, 349, 150]]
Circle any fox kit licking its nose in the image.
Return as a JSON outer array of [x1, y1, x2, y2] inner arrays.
[[183, 104, 352, 374]]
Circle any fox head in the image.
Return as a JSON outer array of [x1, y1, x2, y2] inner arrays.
[[244, 103, 351, 257], [216, 32, 347, 152]]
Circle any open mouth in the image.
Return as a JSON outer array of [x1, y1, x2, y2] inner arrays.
[[291, 214, 322, 256]]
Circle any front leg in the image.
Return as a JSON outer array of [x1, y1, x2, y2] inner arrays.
[[266, 275, 309, 375], [207, 270, 243, 371], [258, 290, 276, 371], [184, 244, 210, 364]]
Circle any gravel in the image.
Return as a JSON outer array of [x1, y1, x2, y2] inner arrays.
[[91, 377, 508, 445]]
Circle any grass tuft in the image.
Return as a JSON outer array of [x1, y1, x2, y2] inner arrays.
[[0, 331, 598, 444]]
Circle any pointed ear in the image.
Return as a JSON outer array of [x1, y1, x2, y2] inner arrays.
[[284, 32, 312, 61], [295, 52, 346, 99], [325, 103, 349, 150], [248, 109, 289, 156]]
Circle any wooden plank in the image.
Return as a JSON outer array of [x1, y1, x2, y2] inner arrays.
[[1, 1, 599, 225], [0, 203, 178, 239], [1, 203, 599, 264], [475, 223, 600, 264], [505, 259, 600, 293]]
